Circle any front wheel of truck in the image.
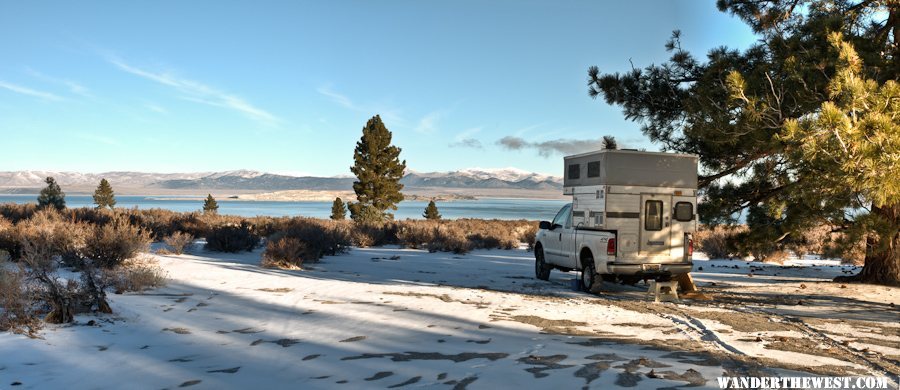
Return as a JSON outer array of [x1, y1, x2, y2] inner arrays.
[[535, 246, 551, 281]]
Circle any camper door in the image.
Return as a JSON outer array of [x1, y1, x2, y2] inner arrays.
[[639, 194, 671, 257]]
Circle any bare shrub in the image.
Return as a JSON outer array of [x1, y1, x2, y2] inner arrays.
[[429, 225, 472, 254], [163, 232, 194, 255], [0, 203, 37, 223], [354, 221, 399, 247], [395, 221, 437, 249], [261, 236, 306, 269], [695, 225, 746, 259], [205, 221, 260, 252], [104, 255, 167, 294], [84, 218, 151, 268], [760, 250, 789, 264], [261, 219, 352, 265], [19, 239, 76, 324], [70, 207, 114, 228], [0, 216, 17, 259], [0, 259, 40, 335]]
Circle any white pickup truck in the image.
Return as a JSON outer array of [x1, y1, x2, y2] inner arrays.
[[534, 149, 698, 291]]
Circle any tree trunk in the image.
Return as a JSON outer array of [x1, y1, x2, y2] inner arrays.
[[836, 204, 900, 286]]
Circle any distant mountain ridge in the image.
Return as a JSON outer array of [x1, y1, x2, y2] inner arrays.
[[0, 168, 562, 191]]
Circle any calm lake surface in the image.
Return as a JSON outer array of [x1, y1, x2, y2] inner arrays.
[[0, 195, 567, 221]]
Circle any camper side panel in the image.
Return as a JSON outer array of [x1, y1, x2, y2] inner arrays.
[[571, 185, 606, 228], [605, 193, 640, 260]]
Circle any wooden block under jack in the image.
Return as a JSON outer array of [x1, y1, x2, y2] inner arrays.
[[676, 272, 697, 292], [676, 273, 713, 301]]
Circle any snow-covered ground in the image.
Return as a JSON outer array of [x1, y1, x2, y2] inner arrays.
[[1, 247, 898, 389]]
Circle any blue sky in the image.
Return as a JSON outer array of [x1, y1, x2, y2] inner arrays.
[[0, 1, 757, 176]]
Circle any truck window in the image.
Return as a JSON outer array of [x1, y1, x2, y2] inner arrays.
[[645, 200, 663, 231], [567, 164, 580, 180], [552, 204, 571, 227], [587, 161, 600, 177], [674, 202, 693, 221]]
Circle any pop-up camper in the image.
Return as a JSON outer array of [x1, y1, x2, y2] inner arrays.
[[534, 149, 699, 290]]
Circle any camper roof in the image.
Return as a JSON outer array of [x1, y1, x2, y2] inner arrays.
[[563, 149, 698, 189]]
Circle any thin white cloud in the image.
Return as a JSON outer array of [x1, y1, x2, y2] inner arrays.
[[25, 68, 91, 97], [316, 86, 354, 109], [316, 85, 406, 126], [454, 127, 482, 141], [513, 123, 546, 137], [144, 102, 168, 114], [449, 127, 483, 148], [107, 56, 279, 126], [0, 80, 63, 101], [415, 110, 447, 134]]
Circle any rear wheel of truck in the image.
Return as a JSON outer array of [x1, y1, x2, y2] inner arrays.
[[535, 246, 551, 281], [581, 254, 598, 292]]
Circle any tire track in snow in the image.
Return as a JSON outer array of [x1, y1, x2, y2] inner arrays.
[[654, 312, 746, 356]]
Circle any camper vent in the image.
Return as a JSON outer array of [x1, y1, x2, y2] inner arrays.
[[590, 211, 604, 225]]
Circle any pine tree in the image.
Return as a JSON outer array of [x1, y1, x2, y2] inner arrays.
[[331, 197, 346, 220], [202, 194, 219, 215], [601, 135, 618, 150], [37, 177, 66, 211], [423, 200, 441, 220], [587, 1, 899, 285], [348, 115, 407, 223], [92, 178, 117, 209]]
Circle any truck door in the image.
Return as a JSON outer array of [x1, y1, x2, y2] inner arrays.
[[559, 209, 577, 269], [639, 194, 671, 258], [544, 204, 571, 264]]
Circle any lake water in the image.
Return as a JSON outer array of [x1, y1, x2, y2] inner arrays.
[[0, 195, 567, 221]]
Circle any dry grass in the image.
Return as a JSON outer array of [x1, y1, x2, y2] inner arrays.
[[84, 217, 151, 268], [205, 222, 260, 253], [694, 225, 746, 259], [105, 255, 167, 294], [261, 237, 306, 269], [0, 259, 41, 336], [163, 232, 194, 255]]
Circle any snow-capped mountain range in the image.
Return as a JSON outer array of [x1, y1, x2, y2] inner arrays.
[[0, 168, 562, 192]]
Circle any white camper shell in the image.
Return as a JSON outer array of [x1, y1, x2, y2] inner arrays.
[[534, 149, 698, 287]]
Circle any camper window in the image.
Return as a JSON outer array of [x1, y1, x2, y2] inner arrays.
[[567, 164, 580, 180], [674, 202, 693, 221], [587, 161, 600, 177], [645, 200, 663, 231]]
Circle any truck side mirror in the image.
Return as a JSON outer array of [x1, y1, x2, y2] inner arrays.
[[539, 221, 552, 230]]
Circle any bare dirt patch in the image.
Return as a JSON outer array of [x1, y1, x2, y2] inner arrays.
[[500, 315, 594, 335], [256, 287, 293, 293], [383, 291, 489, 306], [342, 352, 509, 363]]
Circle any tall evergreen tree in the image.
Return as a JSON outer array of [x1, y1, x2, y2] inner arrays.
[[331, 197, 347, 220], [202, 194, 219, 215], [92, 178, 117, 209], [37, 177, 66, 211], [423, 200, 441, 220], [348, 115, 407, 223], [587, 1, 898, 284]]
